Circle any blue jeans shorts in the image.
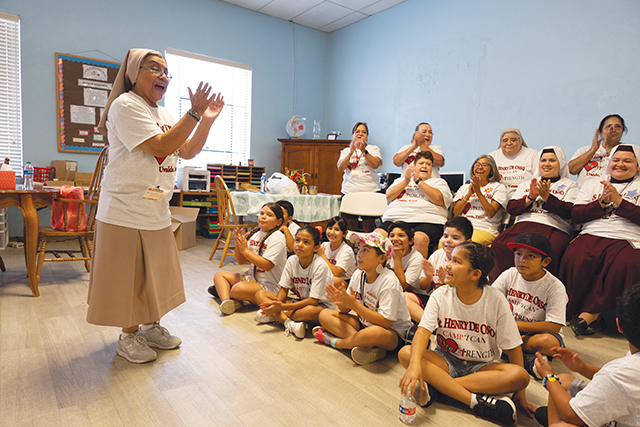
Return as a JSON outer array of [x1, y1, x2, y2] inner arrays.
[[434, 347, 491, 379]]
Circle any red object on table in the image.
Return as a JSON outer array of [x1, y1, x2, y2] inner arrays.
[[34, 166, 55, 182]]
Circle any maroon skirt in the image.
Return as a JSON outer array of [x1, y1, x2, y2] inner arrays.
[[491, 221, 570, 278], [559, 234, 640, 314]]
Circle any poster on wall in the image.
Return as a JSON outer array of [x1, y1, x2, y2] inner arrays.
[[56, 53, 120, 153]]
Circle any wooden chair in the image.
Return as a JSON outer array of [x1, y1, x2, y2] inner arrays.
[[34, 146, 109, 291], [209, 175, 256, 267]]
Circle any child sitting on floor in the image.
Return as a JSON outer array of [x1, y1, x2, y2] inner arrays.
[[254, 226, 334, 339], [317, 216, 356, 290], [399, 241, 533, 425], [276, 199, 300, 253], [492, 232, 568, 379], [208, 202, 287, 315], [411, 217, 473, 322], [534, 283, 640, 427], [314, 231, 414, 365]]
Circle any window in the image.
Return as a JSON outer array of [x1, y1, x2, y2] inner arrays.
[[0, 12, 22, 175], [164, 48, 252, 168]]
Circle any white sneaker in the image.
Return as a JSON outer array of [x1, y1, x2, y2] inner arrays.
[[255, 309, 276, 324], [220, 299, 243, 315], [137, 323, 182, 350], [284, 320, 306, 339], [350, 346, 387, 365], [116, 333, 157, 364]]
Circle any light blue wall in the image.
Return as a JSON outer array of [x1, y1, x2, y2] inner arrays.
[[326, 0, 640, 175], [3, 0, 327, 234]]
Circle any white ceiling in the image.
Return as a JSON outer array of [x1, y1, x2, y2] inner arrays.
[[219, 0, 407, 33]]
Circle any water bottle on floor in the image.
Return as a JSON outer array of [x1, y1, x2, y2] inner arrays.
[[399, 389, 416, 424], [23, 162, 34, 190]]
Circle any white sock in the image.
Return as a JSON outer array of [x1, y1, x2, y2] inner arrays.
[[284, 318, 292, 327], [469, 393, 478, 409], [121, 332, 134, 339], [140, 323, 154, 332]]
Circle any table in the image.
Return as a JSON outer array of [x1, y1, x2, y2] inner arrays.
[[230, 192, 341, 223], [0, 189, 54, 297]]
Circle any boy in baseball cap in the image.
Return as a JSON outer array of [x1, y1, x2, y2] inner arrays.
[[492, 233, 568, 379]]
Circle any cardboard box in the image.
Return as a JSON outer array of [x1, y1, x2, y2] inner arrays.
[[75, 172, 93, 187], [170, 206, 200, 250], [51, 160, 78, 181]]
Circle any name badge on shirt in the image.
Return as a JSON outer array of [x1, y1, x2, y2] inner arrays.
[[143, 187, 166, 200], [350, 169, 361, 177]]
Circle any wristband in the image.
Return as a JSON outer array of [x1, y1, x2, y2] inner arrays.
[[414, 178, 423, 185], [542, 374, 561, 390], [527, 195, 536, 202], [187, 108, 201, 122]]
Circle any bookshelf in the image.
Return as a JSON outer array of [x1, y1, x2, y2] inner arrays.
[[206, 164, 265, 190]]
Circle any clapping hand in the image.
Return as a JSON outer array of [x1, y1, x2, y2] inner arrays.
[[537, 179, 551, 202], [326, 283, 356, 309], [187, 82, 224, 121]]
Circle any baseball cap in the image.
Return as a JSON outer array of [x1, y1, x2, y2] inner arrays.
[[507, 232, 552, 257]]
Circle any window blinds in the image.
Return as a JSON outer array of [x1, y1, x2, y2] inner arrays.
[[0, 12, 21, 175]]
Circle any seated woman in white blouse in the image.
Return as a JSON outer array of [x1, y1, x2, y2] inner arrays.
[[379, 151, 452, 258], [393, 122, 445, 178], [488, 128, 538, 198], [337, 122, 383, 232], [452, 155, 508, 246]]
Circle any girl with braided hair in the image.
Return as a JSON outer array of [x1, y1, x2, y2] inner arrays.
[[208, 203, 287, 315]]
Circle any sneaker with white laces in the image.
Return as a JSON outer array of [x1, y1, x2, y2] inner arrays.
[[472, 393, 517, 425], [220, 299, 243, 315], [284, 319, 306, 339], [116, 333, 157, 364], [350, 346, 387, 365], [255, 309, 276, 324], [137, 323, 182, 350]]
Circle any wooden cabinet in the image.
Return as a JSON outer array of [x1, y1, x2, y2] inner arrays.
[[279, 139, 350, 195]]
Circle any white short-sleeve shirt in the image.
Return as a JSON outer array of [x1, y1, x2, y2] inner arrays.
[[338, 145, 382, 194], [321, 241, 356, 281], [248, 230, 287, 293], [454, 181, 508, 236], [279, 254, 334, 308], [396, 143, 445, 178]]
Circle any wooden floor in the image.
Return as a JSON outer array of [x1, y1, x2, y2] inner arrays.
[[0, 236, 629, 427]]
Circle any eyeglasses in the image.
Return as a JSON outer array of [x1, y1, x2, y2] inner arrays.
[[474, 162, 490, 168], [140, 66, 172, 80]]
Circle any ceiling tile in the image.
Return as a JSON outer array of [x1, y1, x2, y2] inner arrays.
[[219, 0, 273, 10], [329, 0, 379, 12], [360, 0, 406, 15], [319, 11, 368, 33], [293, 2, 352, 29], [259, 0, 324, 21]]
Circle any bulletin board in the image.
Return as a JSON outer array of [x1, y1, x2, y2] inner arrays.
[[56, 53, 121, 153]]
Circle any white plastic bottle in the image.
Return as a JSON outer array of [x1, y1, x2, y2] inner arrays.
[[23, 162, 34, 190], [260, 173, 267, 193], [399, 390, 416, 424]]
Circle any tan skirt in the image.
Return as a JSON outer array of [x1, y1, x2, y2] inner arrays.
[[86, 220, 185, 328]]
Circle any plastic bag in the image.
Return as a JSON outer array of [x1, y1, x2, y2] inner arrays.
[[266, 172, 299, 195], [51, 185, 88, 231]]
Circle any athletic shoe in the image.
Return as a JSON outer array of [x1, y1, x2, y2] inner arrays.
[[524, 352, 542, 380], [350, 346, 387, 365], [207, 285, 219, 298], [414, 381, 439, 407], [255, 309, 276, 324], [116, 333, 157, 364], [137, 323, 182, 350], [284, 320, 306, 339], [312, 325, 322, 340], [220, 299, 242, 315], [472, 393, 517, 425], [534, 406, 548, 427]]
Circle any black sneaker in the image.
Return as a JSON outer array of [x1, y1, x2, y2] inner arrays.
[[473, 394, 517, 425], [534, 406, 548, 427], [207, 285, 219, 298]]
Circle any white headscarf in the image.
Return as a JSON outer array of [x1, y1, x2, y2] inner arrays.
[[533, 146, 570, 180], [498, 128, 528, 149], [97, 48, 164, 137], [602, 144, 640, 180]]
